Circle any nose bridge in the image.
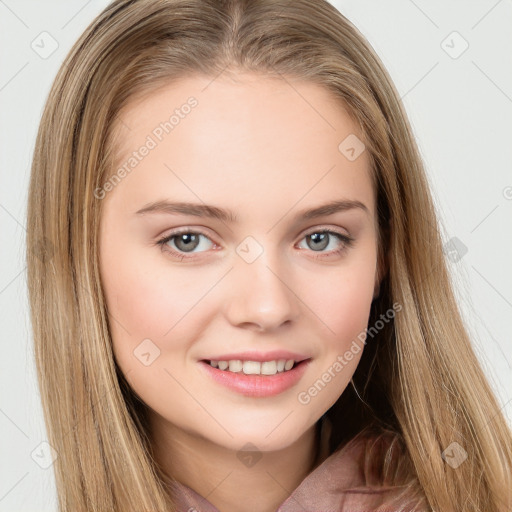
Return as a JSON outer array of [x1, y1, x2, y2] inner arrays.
[[224, 235, 300, 330]]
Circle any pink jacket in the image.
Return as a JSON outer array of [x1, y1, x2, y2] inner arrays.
[[167, 417, 429, 511]]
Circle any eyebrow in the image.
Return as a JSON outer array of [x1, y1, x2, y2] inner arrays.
[[135, 199, 369, 223]]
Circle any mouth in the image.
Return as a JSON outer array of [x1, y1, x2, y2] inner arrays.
[[198, 358, 312, 398]]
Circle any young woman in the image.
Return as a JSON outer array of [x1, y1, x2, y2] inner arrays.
[[26, 0, 512, 511]]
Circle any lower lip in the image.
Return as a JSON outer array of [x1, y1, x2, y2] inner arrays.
[[198, 360, 311, 398]]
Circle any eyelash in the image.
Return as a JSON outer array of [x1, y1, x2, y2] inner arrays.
[[156, 227, 354, 261]]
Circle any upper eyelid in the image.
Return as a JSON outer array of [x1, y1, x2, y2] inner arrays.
[[302, 226, 350, 236]]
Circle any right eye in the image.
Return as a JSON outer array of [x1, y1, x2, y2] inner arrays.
[[156, 229, 217, 259]]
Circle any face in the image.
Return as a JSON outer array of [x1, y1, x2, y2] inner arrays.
[[98, 73, 380, 453]]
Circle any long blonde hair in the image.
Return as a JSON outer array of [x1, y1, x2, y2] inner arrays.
[[26, 0, 512, 510]]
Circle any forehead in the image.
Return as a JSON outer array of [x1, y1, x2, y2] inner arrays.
[[105, 73, 375, 223]]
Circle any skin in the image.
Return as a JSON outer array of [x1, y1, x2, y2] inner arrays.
[[99, 72, 381, 512]]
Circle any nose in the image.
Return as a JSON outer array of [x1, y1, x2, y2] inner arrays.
[[223, 252, 301, 332]]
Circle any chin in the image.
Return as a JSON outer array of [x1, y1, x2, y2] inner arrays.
[[205, 418, 311, 453]]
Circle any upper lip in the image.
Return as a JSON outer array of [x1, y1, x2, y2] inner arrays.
[[201, 350, 311, 363]]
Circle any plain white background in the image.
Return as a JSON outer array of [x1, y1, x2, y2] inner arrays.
[[1, 1, 511, 510]]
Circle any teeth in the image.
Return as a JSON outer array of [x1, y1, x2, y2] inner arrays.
[[208, 359, 297, 375], [261, 361, 277, 375], [228, 360, 243, 372], [243, 361, 260, 374]]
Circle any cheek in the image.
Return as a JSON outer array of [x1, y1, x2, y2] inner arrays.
[[100, 239, 205, 368], [295, 251, 375, 410], [303, 252, 377, 348], [100, 251, 213, 418], [293, 261, 376, 416], [102, 214, 218, 327]]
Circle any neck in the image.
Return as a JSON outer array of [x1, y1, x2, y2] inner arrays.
[[150, 416, 323, 512]]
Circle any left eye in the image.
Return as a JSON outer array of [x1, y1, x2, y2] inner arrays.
[[297, 230, 352, 253]]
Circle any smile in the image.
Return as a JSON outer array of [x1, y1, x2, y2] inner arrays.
[[198, 358, 312, 398]]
